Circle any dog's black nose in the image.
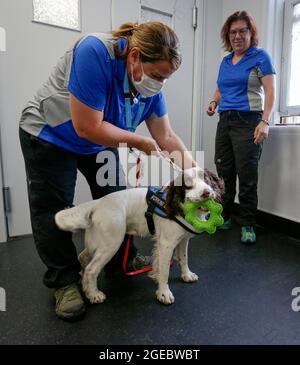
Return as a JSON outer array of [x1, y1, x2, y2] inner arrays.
[[200, 189, 210, 199]]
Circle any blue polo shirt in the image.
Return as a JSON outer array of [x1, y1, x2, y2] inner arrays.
[[217, 46, 276, 112], [21, 34, 167, 154]]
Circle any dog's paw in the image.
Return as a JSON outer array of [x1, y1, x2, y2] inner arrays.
[[156, 289, 175, 305], [86, 290, 106, 304], [181, 271, 198, 283]]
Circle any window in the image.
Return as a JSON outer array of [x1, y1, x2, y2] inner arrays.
[[280, 0, 300, 119], [141, 6, 173, 28], [32, 0, 81, 31]]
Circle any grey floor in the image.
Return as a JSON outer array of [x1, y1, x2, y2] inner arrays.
[[1, 225, 300, 345]]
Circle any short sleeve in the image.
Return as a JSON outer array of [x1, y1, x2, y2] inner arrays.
[[68, 36, 112, 111], [257, 49, 276, 78], [145, 91, 168, 120]]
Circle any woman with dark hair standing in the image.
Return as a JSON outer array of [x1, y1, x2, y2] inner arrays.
[[206, 11, 276, 244], [19, 21, 195, 320]]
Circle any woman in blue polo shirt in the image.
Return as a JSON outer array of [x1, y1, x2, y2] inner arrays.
[[19, 21, 194, 320], [206, 11, 276, 244]]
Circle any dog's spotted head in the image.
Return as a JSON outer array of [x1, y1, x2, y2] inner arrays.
[[164, 167, 224, 219]]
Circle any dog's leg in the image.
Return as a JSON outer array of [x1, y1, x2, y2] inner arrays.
[[155, 238, 176, 305], [174, 238, 198, 283], [82, 237, 122, 304], [78, 248, 91, 271], [82, 250, 108, 304]]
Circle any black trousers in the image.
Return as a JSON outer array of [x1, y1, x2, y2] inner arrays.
[[214, 111, 262, 226], [19, 128, 136, 288]]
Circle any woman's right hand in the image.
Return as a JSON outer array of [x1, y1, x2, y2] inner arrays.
[[206, 102, 217, 116], [136, 136, 161, 156]]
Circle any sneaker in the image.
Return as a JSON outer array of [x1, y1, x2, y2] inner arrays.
[[217, 218, 233, 230], [241, 226, 256, 244], [126, 253, 152, 272], [54, 283, 86, 320]]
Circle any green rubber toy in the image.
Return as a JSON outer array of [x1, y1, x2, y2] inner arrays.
[[183, 199, 224, 234]]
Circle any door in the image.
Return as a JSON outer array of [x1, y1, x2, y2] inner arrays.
[[112, 0, 195, 148]]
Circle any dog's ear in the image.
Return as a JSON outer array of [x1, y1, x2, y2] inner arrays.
[[203, 168, 224, 203], [165, 176, 186, 219]]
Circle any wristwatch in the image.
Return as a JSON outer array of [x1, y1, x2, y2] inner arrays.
[[209, 100, 218, 107], [260, 119, 269, 125]]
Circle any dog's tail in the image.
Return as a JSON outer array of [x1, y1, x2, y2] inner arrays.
[[55, 200, 98, 232]]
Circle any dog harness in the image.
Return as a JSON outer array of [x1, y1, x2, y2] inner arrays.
[[145, 187, 203, 235]]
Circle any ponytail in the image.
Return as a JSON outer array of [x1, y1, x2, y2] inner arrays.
[[111, 21, 182, 70]]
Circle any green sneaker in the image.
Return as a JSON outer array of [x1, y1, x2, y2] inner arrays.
[[54, 283, 86, 320], [241, 226, 256, 244], [217, 218, 233, 230], [126, 253, 152, 272]]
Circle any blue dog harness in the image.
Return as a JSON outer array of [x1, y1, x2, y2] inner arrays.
[[145, 187, 202, 235]]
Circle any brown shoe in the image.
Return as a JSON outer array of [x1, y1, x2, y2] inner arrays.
[[54, 283, 86, 320], [126, 253, 152, 271]]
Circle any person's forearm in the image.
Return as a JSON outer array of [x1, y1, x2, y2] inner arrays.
[[262, 89, 275, 122], [159, 134, 196, 169], [212, 89, 221, 104], [76, 120, 144, 150]]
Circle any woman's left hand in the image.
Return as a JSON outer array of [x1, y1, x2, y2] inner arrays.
[[254, 121, 269, 144]]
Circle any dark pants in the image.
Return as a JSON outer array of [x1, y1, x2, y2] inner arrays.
[[19, 128, 136, 288], [214, 111, 263, 226]]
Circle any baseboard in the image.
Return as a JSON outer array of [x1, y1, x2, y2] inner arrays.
[[256, 210, 300, 240], [232, 203, 300, 240]]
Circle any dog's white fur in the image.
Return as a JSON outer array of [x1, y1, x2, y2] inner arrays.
[[55, 168, 215, 305]]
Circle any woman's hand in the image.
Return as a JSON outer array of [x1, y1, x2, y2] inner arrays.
[[136, 136, 161, 156], [206, 101, 217, 116], [254, 121, 269, 144]]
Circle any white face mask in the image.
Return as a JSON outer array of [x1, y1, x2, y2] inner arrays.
[[131, 62, 165, 97]]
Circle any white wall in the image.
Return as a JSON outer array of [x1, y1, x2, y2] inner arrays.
[[258, 127, 300, 222]]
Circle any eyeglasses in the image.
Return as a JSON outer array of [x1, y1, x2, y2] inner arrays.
[[229, 27, 249, 37]]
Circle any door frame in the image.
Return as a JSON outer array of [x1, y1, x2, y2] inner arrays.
[[0, 27, 7, 242], [0, 128, 8, 243], [192, 0, 205, 156]]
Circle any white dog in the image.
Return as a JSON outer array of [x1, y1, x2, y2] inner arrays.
[[55, 167, 223, 305]]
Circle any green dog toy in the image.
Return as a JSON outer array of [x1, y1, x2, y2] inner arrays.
[[183, 199, 224, 234]]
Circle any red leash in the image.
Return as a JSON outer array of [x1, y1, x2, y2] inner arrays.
[[122, 150, 173, 276], [123, 235, 153, 276], [123, 151, 153, 276]]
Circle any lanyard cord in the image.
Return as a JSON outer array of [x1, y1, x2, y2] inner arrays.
[[123, 71, 146, 132]]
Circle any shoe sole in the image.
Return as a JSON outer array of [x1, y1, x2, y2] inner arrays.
[[56, 306, 86, 321], [241, 239, 256, 245]]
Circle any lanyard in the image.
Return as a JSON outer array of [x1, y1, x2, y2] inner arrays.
[[123, 70, 146, 132]]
